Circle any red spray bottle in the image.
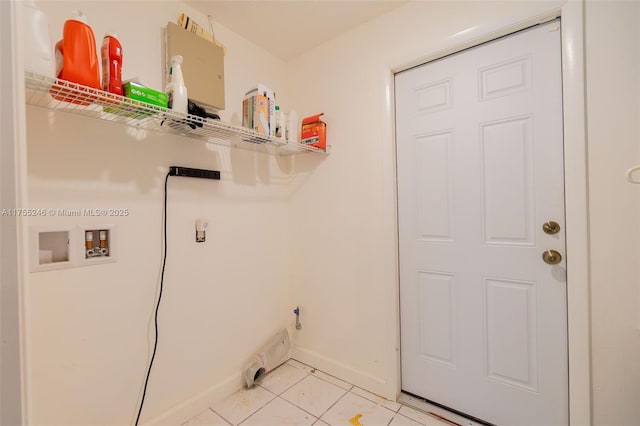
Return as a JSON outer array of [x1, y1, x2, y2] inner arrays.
[[101, 33, 123, 95]]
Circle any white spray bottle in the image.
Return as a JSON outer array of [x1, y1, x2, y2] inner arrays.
[[165, 55, 188, 114]]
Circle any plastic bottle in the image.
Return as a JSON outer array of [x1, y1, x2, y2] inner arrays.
[[101, 33, 123, 95], [275, 106, 287, 140], [165, 55, 188, 114], [54, 11, 100, 89], [287, 110, 299, 143], [23, 0, 55, 78]]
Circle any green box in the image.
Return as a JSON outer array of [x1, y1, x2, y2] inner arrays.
[[124, 82, 168, 108], [103, 82, 168, 119]]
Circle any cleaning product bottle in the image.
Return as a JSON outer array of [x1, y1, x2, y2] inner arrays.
[[101, 33, 123, 95], [287, 110, 299, 143], [54, 11, 100, 89], [165, 55, 188, 114], [23, 0, 55, 78], [275, 106, 287, 140]]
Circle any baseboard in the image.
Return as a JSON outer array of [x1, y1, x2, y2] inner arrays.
[[143, 329, 295, 425], [143, 344, 393, 424], [291, 346, 393, 400], [143, 372, 243, 426]]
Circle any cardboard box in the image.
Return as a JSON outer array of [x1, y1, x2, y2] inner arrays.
[[242, 93, 269, 135], [244, 85, 275, 136], [256, 84, 275, 137], [103, 82, 167, 118], [124, 82, 168, 108], [301, 113, 327, 151], [242, 96, 254, 130], [166, 22, 225, 111]]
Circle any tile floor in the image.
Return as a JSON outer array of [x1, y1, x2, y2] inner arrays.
[[182, 359, 449, 426]]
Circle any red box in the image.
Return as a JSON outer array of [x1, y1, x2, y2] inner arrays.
[[301, 113, 326, 151]]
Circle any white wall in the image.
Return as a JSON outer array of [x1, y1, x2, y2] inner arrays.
[[23, 1, 294, 424], [19, 1, 640, 425], [585, 1, 640, 424], [287, 0, 567, 399], [288, 1, 640, 423]]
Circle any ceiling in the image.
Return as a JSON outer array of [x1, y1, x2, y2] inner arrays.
[[185, 0, 409, 61]]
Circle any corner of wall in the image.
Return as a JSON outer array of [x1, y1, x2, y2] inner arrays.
[[1, 1, 26, 425]]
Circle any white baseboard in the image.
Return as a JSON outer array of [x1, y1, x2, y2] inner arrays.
[[144, 372, 243, 426], [142, 344, 393, 425], [143, 329, 295, 425], [291, 346, 394, 400]]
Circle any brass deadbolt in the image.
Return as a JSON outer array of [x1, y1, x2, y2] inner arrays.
[[543, 221, 561, 235], [542, 249, 562, 265]]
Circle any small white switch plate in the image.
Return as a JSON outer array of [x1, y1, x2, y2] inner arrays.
[[195, 218, 208, 243]]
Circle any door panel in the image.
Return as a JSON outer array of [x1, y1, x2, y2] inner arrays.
[[480, 115, 534, 245], [396, 21, 567, 425], [484, 277, 538, 391], [418, 271, 456, 367], [416, 132, 455, 242]]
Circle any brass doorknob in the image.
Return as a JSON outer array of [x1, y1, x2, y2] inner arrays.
[[543, 221, 561, 235], [542, 249, 562, 265]]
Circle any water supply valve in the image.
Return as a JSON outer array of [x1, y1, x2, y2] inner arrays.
[[85, 229, 110, 258], [293, 306, 302, 330]]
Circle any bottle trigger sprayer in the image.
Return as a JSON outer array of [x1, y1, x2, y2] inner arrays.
[[165, 55, 188, 114]]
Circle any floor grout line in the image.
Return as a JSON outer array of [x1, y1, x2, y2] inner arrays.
[[275, 395, 320, 423], [259, 364, 311, 396], [209, 408, 234, 426], [386, 414, 394, 426], [192, 359, 442, 426], [237, 388, 278, 426], [314, 386, 350, 424], [278, 374, 350, 422], [350, 387, 403, 414], [310, 371, 354, 391], [203, 407, 232, 425]]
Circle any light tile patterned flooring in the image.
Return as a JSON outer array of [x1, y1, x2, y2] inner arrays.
[[183, 359, 449, 426]]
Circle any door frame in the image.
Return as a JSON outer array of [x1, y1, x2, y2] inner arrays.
[[382, 2, 591, 425], [1, 1, 27, 425]]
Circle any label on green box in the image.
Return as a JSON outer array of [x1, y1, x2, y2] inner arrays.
[[124, 82, 168, 108], [103, 83, 168, 119]]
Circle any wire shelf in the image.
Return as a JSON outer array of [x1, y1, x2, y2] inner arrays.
[[24, 71, 327, 156]]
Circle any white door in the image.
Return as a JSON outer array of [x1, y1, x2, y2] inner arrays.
[[396, 21, 567, 425]]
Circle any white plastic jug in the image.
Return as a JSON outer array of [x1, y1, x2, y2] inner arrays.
[[23, 0, 55, 78], [287, 110, 299, 144]]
